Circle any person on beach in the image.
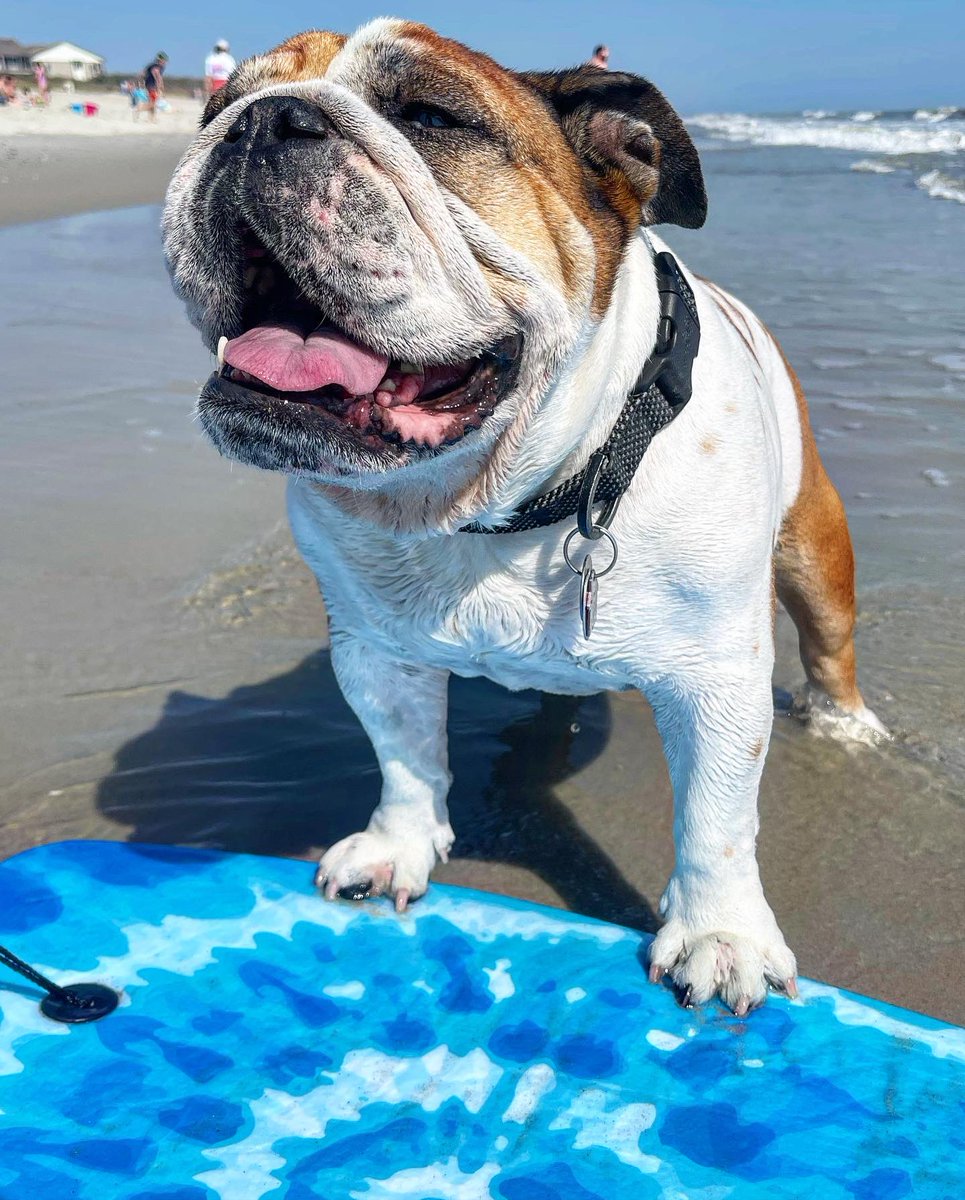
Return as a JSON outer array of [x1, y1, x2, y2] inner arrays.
[[144, 52, 168, 122], [124, 79, 144, 120], [33, 62, 50, 104], [0, 76, 16, 106], [205, 40, 236, 97], [587, 44, 610, 69]]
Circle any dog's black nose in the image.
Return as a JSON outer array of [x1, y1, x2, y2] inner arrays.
[[223, 96, 335, 148]]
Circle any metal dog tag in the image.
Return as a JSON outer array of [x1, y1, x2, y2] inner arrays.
[[563, 528, 617, 641], [580, 555, 598, 639]]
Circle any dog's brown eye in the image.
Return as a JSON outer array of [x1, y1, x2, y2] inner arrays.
[[402, 103, 457, 130]]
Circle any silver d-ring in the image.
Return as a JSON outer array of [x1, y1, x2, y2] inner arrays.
[[563, 528, 619, 577]]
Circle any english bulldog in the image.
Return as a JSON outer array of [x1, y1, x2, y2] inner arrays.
[[162, 19, 886, 1013]]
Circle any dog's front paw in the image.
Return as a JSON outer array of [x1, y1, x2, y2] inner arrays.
[[648, 919, 797, 1016], [315, 823, 453, 912]]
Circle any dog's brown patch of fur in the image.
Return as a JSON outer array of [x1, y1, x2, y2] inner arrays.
[[270, 30, 348, 78], [768, 330, 863, 711], [392, 23, 634, 316]]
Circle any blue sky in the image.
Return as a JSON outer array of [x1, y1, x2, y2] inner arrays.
[[8, 0, 963, 112]]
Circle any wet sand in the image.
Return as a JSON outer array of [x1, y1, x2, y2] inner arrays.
[[0, 148, 962, 1024], [0, 134, 190, 228]]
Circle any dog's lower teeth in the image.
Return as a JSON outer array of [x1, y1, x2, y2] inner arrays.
[[217, 335, 228, 365]]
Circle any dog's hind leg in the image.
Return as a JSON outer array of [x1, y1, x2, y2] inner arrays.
[[773, 356, 887, 738], [315, 631, 455, 911]]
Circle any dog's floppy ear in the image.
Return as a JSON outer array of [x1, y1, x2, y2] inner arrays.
[[519, 68, 707, 229]]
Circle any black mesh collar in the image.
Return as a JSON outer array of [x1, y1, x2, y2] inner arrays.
[[460, 247, 700, 536]]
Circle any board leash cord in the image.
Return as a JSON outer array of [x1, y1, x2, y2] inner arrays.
[[0, 943, 119, 1023]]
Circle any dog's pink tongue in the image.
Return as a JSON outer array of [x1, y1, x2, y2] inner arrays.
[[223, 324, 389, 395]]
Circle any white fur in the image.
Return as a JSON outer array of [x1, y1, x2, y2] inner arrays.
[[163, 19, 873, 1009], [293, 222, 805, 1009]]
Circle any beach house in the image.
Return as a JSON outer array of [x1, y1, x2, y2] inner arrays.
[[0, 38, 41, 75], [0, 37, 104, 81], [31, 42, 105, 82]]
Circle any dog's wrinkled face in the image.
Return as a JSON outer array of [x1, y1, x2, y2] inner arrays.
[[163, 19, 705, 491]]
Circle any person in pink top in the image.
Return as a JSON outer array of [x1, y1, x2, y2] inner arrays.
[[33, 62, 50, 104]]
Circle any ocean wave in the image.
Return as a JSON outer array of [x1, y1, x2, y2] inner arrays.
[[917, 168, 965, 204], [851, 110, 880, 123], [881, 107, 963, 122], [913, 107, 961, 123], [686, 112, 965, 155], [930, 353, 965, 374], [802, 109, 836, 120], [850, 159, 896, 174]]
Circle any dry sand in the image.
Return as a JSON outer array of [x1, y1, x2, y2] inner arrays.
[[0, 89, 202, 138], [0, 91, 196, 227]]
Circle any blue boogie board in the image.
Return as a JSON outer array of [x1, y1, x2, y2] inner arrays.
[[0, 840, 962, 1198]]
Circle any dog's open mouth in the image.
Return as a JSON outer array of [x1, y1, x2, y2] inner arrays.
[[203, 232, 522, 463], [218, 329, 518, 449]]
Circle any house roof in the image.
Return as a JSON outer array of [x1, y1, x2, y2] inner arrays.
[[31, 40, 104, 64], [0, 37, 35, 57]]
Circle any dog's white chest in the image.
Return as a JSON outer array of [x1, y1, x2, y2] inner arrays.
[[367, 563, 611, 693], [402, 574, 576, 688], [288, 489, 624, 693]]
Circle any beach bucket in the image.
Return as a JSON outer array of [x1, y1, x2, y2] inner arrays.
[[83, 103, 98, 117], [69, 102, 83, 114]]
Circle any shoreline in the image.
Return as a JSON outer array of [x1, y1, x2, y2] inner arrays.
[[0, 132, 190, 228]]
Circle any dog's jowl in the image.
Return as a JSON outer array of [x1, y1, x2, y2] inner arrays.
[[163, 19, 886, 1013]]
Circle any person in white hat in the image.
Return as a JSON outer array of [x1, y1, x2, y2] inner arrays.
[[204, 40, 236, 97]]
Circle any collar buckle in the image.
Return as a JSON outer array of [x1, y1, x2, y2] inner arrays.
[[651, 251, 700, 412]]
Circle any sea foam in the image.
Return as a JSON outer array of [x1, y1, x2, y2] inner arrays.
[[851, 159, 896, 174], [914, 106, 960, 123], [917, 168, 965, 204], [687, 112, 965, 156]]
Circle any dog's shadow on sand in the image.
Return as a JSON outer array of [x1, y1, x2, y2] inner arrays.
[[95, 652, 659, 932]]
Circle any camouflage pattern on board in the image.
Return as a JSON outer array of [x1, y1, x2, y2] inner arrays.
[[0, 840, 962, 1198]]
